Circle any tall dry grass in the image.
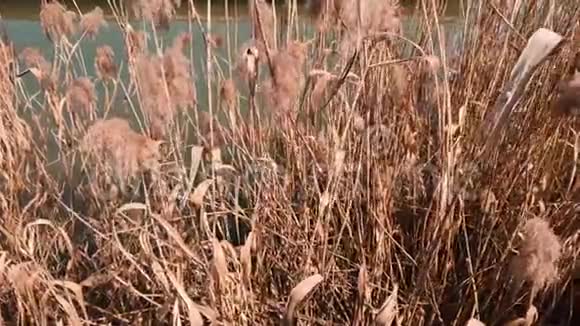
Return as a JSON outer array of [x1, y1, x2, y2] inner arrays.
[[0, 0, 580, 325]]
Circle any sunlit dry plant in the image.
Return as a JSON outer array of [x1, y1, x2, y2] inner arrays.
[[132, 0, 181, 31], [19, 47, 56, 92], [95, 45, 117, 80], [82, 117, 163, 193], [67, 77, 96, 115], [80, 6, 107, 39], [250, 0, 275, 57], [509, 218, 562, 296], [39, 1, 77, 42], [263, 41, 308, 114], [162, 32, 196, 109], [307, 0, 342, 32], [133, 33, 194, 140]]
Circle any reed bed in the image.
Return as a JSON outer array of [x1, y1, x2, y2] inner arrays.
[[0, 0, 579, 324]]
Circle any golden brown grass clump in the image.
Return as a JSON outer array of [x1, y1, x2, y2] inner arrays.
[[4, 1, 580, 325], [80, 6, 107, 39], [39, 1, 77, 42], [510, 218, 562, 295], [95, 45, 117, 80]]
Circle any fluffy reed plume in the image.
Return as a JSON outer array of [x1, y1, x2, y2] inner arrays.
[[509, 218, 562, 294], [162, 33, 196, 109], [67, 77, 96, 115], [134, 33, 194, 139], [95, 45, 117, 80], [250, 0, 275, 57], [80, 6, 107, 39], [337, 0, 401, 55], [19, 47, 55, 91], [132, 0, 181, 31], [39, 1, 77, 42], [263, 41, 308, 113], [82, 118, 163, 190]]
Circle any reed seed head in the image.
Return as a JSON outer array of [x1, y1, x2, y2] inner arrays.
[[509, 218, 562, 293], [40, 1, 77, 42], [95, 45, 117, 80], [80, 6, 107, 39]]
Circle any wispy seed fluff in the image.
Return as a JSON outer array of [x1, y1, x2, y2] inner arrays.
[[19, 47, 56, 92], [80, 6, 107, 39], [263, 41, 308, 114], [133, 33, 195, 139], [509, 218, 562, 294], [67, 77, 96, 114], [131, 0, 182, 31], [39, 1, 77, 42], [95, 45, 118, 80]]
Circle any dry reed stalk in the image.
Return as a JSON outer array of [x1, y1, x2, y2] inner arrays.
[[80, 6, 107, 39], [250, 0, 276, 59]]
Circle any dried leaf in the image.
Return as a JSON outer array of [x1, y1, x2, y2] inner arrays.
[[211, 237, 228, 287], [240, 232, 253, 288], [283, 274, 324, 325], [375, 284, 398, 326], [165, 268, 204, 326], [190, 179, 213, 207]]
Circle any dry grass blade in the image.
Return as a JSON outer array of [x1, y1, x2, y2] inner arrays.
[[24, 219, 74, 258], [165, 268, 204, 326], [190, 179, 214, 207], [211, 237, 228, 288], [283, 274, 324, 325], [240, 232, 253, 288], [375, 284, 398, 326], [116, 202, 148, 214], [150, 213, 202, 265]]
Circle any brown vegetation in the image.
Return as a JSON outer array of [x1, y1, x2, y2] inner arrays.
[[1, 0, 580, 325]]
